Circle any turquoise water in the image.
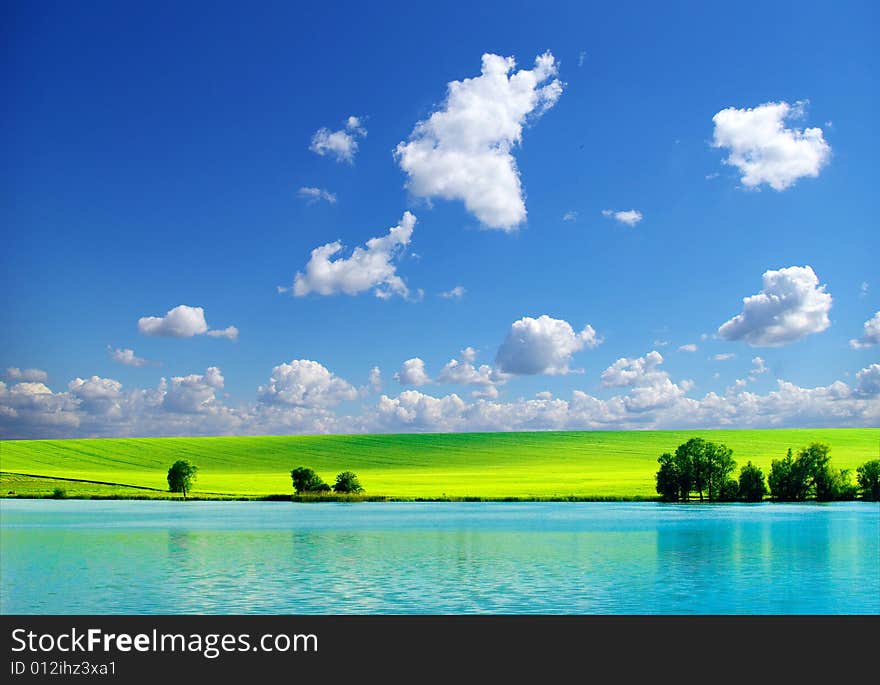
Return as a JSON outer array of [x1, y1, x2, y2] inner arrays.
[[1, 500, 877, 614]]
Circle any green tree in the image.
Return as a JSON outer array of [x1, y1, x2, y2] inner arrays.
[[332, 471, 364, 494], [738, 461, 767, 502], [672, 439, 702, 501], [167, 460, 198, 499], [856, 459, 880, 501], [655, 452, 681, 501], [290, 467, 330, 494], [706, 442, 736, 501]]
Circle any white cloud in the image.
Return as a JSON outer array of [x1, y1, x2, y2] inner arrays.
[[495, 315, 601, 375], [718, 266, 832, 346], [850, 311, 880, 349], [290, 211, 416, 299], [394, 52, 562, 231], [367, 366, 382, 394], [297, 187, 337, 204], [5, 367, 48, 382], [257, 360, 357, 408], [394, 358, 430, 386], [206, 326, 239, 341], [437, 350, 507, 399], [563, 210, 578, 222], [601, 209, 643, 226], [108, 347, 149, 367], [578, 51, 586, 67], [713, 353, 736, 361], [439, 285, 466, 299], [860, 282, 868, 297], [162, 367, 224, 414], [138, 305, 237, 340], [678, 344, 698, 352], [749, 356, 769, 380], [309, 115, 366, 164], [856, 364, 880, 397], [711, 100, 831, 191], [653, 340, 669, 348]]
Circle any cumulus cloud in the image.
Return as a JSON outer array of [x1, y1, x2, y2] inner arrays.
[[600, 351, 692, 412], [395, 52, 562, 231], [138, 305, 237, 340], [439, 286, 466, 299], [297, 187, 337, 204], [601, 209, 643, 226], [718, 266, 832, 346], [678, 344, 698, 353], [855, 364, 880, 397], [850, 311, 880, 349], [367, 366, 382, 394], [495, 315, 601, 375], [437, 349, 507, 399], [108, 347, 149, 367], [258, 360, 357, 408], [5, 367, 48, 382], [711, 100, 831, 190], [162, 367, 225, 414], [394, 358, 430, 386], [289, 211, 416, 299], [309, 116, 366, 164], [749, 356, 769, 380], [206, 326, 239, 341]]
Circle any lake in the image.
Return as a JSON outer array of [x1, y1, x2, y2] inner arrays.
[[1, 500, 877, 614]]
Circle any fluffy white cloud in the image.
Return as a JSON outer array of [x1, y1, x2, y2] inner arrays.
[[439, 285, 466, 299], [206, 326, 239, 341], [718, 266, 832, 346], [5, 367, 48, 382], [395, 52, 562, 231], [850, 311, 880, 349], [394, 358, 430, 386], [855, 364, 880, 397], [713, 353, 736, 361], [297, 187, 337, 204], [290, 211, 416, 299], [495, 315, 601, 375], [601, 209, 643, 226], [367, 366, 382, 393], [108, 347, 149, 367], [258, 360, 357, 408], [371, 390, 469, 431], [309, 116, 366, 164], [749, 356, 769, 380], [162, 367, 224, 414], [600, 351, 691, 412], [678, 344, 698, 352], [437, 349, 507, 399], [711, 101, 831, 190]]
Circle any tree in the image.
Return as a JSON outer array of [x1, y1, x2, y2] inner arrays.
[[676, 438, 708, 501], [655, 452, 681, 501], [167, 460, 198, 499], [769, 443, 837, 501], [738, 462, 767, 502], [856, 459, 880, 501], [706, 442, 736, 501], [333, 471, 364, 494], [814, 466, 857, 501], [290, 467, 330, 494]]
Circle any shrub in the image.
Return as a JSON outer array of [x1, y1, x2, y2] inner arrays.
[[290, 467, 330, 494], [333, 471, 364, 494], [856, 459, 880, 501], [51, 486, 67, 499]]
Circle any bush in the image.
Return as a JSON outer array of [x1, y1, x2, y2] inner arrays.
[[167, 459, 198, 498], [856, 459, 880, 501], [738, 462, 767, 502], [51, 486, 67, 499], [718, 479, 739, 502], [333, 471, 364, 494], [814, 466, 858, 501], [290, 467, 330, 494]]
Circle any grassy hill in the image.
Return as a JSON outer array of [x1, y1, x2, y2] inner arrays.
[[1, 429, 877, 499]]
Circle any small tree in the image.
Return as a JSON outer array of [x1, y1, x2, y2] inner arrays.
[[333, 471, 364, 494], [167, 460, 198, 499], [856, 459, 880, 501], [738, 462, 767, 502], [706, 442, 736, 501], [290, 467, 330, 494], [815, 466, 857, 501]]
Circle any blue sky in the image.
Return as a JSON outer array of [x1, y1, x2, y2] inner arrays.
[[2, 0, 878, 438]]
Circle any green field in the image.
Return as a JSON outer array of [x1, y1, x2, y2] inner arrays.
[[2, 428, 878, 500]]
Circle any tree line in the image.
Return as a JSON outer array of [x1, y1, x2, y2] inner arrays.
[[656, 438, 880, 502]]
